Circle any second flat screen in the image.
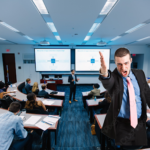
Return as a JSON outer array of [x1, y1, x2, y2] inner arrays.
[[75, 49, 110, 71]]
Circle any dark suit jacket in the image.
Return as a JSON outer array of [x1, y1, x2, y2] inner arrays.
[[68, 74, 78, 88], [38, 90, 49, 98], [98, 99, 110, 114], [25, 83, 32, 93], [99, 68, 150, 144]]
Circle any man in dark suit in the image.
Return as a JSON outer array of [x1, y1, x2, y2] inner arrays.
[[38, 84, 49, 98], [99, 48, 150, 146], [25, 78, 32, 93], [68, 69, 79, 104]]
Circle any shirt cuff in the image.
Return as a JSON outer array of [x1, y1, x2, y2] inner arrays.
[[100, 72, 110, 79]]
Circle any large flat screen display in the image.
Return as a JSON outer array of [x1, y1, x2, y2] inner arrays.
[[35, 49, 71, 71], [75, 49, 110, 71]]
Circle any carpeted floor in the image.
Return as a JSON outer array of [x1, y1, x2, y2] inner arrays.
[[32, 85, 101, 150]]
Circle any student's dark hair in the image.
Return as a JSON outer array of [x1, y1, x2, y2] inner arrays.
[[41, 84, 46, 90], [94, 84, 100, 89], [71, 69, 74, 72], [114, 48, 131, 59], [0, 82, 5, 89], [9, 102, 21, 113], [25, 93, 38, 110], [104, 91, 111, 103], [26, 78, 30, 83]]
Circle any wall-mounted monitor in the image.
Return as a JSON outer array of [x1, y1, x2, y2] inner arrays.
[[75, 49, 110, 71], [35, 49, 71, 71]]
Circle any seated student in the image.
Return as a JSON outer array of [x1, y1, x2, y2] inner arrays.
[[0, 82, 15, 99], [25, 93, 47, 114], [38, 84, 49, 98], [98, 91, 111, 114], [0, 102, 32, 150], [88, 84, 100, 99], [25, 78, 32, 93], [32, 82, 39, 95]]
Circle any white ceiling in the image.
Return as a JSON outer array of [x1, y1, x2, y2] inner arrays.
[[0, 0, 150, 45]]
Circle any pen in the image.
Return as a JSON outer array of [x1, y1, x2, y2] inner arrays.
[[41, 121, 52, 126]]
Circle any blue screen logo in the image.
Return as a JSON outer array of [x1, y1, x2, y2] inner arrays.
[[51, 58, 55, 64], [91, 59, 95, 64]]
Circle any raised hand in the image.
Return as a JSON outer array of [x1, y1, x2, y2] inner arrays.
[[99, 51, 108, 77]]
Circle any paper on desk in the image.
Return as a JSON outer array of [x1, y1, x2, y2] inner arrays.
[[43, 100, 54, 105], [147, 113, 150, 118], [57, 92, 64, 95], [35, 121, 51, 130], [9, 93, 16, 96], [24, 116, 41, 125], [43, 115, 60, 124]]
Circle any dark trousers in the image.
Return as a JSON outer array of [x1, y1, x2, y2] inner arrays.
[[69, 85, 76, 100], [115, 117, 147, 146], [9, 133, 33, 150]]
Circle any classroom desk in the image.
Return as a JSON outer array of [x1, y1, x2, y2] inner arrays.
[[95, 114, 107, 150], [86, 98, 104, 123], [7, 83, 63, 115], [82, 83, 106, 108], [0, 108, 59, 150]]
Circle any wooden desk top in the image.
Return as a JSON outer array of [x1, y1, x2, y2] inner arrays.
[[95, 114, 106, 129], [0, 108, 59, 130], [6, 83, 63, 107], [86, 98, 104, 107]]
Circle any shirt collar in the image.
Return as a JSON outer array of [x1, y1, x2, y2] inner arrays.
[[117, 69, 133, 80]]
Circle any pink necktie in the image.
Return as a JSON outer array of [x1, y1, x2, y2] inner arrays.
[[126, 77, 138, 128]]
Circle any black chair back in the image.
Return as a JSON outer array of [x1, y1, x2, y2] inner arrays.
[[26, 109, 42, 114], [0, 96, 13, 109]]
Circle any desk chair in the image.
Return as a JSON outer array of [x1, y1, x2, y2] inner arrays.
[[0, 98, 13, 109]]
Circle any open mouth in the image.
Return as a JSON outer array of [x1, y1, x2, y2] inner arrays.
[[122, 71, 127, 76]]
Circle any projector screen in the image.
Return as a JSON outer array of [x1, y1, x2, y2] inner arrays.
[[75, 49, 110, 71], [35, 49, 71, 71]]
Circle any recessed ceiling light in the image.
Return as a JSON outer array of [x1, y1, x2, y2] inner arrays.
[[111, 36, 121, 41], [32, 0, 48, 14], [125, 23, 146, 34], [100, 0, 118, 15], [47, 22, 57, 32], [0, 22, 19, 32], [137, 36, 150, 41]]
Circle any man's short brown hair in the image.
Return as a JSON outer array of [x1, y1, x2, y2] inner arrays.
[[26, 78, 30, 83], [9, 102, 21, 113], [114, 48, 131, 59], [41, 84, 46, 90]]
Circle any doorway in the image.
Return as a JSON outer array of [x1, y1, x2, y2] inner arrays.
[[2, 54, 17, 84]]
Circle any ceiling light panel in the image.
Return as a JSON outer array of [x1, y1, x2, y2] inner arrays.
[[0, 37, 5, 40], [82, 0, 119, 45], [108, 18, 150, 44], [110, 36, 121, 41], [33, 0, 48, 14], [100, 0, 117, 15], [47, 23, 57, 32], [0, 22, 19, 32], [0, 21, 37, 43], [125, 23, 146, 34], [32, 0, 62, 44], [137, 36, 150, 42]]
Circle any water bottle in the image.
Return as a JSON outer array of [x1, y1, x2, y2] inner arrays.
[[21, 109, 26, 116], [94, 96, 96, 101]]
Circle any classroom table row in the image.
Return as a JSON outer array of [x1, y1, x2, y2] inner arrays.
[[0, 108, 59, 150], [7, 82, 64, 115]]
